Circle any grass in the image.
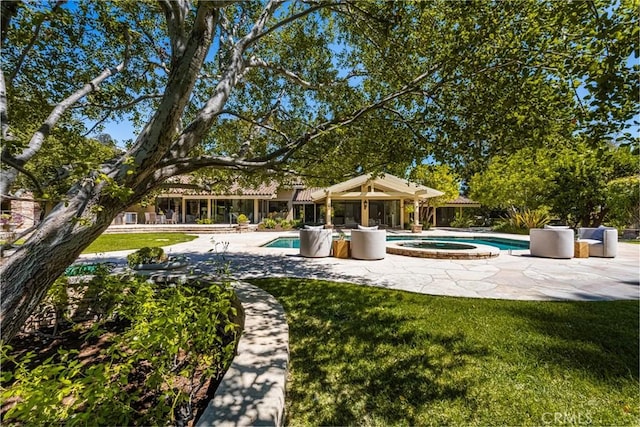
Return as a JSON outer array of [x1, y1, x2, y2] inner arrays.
[[82, 233, 197, 253], [250, 278, 639, 426]]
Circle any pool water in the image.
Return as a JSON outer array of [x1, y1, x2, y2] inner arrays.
[[263, 235, 529, 251], [402, 241, 477, 250]]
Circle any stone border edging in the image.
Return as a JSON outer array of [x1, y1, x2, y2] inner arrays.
[[386, 240, 500, 260], [196, 281, 289, 427]]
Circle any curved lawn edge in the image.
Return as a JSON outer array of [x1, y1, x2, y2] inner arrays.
[[196, 281, 289, 426]]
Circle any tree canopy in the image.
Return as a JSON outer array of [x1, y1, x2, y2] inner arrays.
[[0, 0, 637, 339], [469, 141, 639, 226]]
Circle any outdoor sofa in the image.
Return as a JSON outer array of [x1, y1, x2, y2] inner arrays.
[[577, 227, 618, 258]]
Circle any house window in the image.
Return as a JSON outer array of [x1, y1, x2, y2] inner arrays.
[[368, 200, 400, 227], [185, 199, 208, 223], [332, 201, 361, 226], [267, 201, 289, 219]]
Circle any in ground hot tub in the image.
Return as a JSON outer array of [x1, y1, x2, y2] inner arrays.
[[386, 240, 500, 260]]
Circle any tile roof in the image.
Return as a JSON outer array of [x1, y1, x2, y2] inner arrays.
[[160, 176, 278, 197], [446, 195, 481, 205], [293, 188, 321, 203]]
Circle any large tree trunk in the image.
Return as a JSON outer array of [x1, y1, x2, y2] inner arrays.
[[0, 182, 123, 340], [0, 2, 220, 341]]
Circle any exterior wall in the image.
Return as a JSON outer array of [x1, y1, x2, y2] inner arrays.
[[1, 195, 41, 230]]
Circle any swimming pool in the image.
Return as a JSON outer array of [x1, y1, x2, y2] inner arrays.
[[263, 235, 529, 251]]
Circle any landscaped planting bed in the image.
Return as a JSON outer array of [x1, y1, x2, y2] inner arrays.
[[1, 270, 242, 426]]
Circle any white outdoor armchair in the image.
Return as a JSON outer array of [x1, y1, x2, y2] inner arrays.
[[577, 227, 618, 258], [299, 228, 333, 258], [529, 228, 574, 259], [350, 229, 386, 260]]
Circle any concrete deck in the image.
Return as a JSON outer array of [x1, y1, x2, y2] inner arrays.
[[83, 229, 640, 302]]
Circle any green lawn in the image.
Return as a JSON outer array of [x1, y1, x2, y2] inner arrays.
[[250, 278, 639, 426], [82, 233, 197, 253]]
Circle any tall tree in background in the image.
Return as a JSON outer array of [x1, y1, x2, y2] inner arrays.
[[468, 142, 638, 227], [1, 0, 637, 339]]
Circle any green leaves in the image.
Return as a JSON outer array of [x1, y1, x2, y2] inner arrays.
[[469, 141, 639, 226], [1, 275, 241, 426]]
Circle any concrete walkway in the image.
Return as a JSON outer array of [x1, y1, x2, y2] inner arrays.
[[196, 281, 288, 427], [83, 229, 640, 301]]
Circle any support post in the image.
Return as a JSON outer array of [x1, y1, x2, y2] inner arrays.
[[411, 198, 422, 233]]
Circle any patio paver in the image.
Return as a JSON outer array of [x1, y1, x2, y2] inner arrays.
[[81, 229, 640, 301]]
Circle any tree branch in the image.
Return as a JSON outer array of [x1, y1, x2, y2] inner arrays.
[[120, 1, 217, 178], [218, 108, 291, 144], [77, 93, 163, 112], [165, 2, 284, 159], [158, 0, 189, 62], [0, 68, 12, 143], [16, 56, 129, 165], [246, 56, 337, 89], [1, 28, 131, 196], [81, 113, 113, 138], [247, 1, 340, 47], [0, 154, 44, 196]]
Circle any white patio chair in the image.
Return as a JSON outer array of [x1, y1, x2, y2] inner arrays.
[[350, 229, 386, 260], [577, 227, 618, 258], [529, 228, 574, 259], [144, 212, 157, 224]]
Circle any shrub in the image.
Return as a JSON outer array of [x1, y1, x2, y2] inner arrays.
[[262, 218, 277, 229], [450, 213, 474, 228], [279, 219, 293, 230], [493, 208, 550, 234], [237, 214, 249, 223], [126, 247, 166, 267], [1, 275, 242, 426]]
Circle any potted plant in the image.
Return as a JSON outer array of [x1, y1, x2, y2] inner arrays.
[[237, 213, 249, 224], [127, 247, 189, 270]]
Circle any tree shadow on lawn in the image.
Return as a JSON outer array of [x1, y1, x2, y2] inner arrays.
[[179, 250, 403, 289], [499, 301, 639, 381], [249, 278, 489, 426]]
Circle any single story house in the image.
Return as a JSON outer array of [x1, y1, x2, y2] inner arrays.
[[128, 173, 479, 228], [2, 174, 481, 230]]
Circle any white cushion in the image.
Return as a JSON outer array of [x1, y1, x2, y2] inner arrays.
[[304, 225, 324, 230], [357, 225, 378, 230]]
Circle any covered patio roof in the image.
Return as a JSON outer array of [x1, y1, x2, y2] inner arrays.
[[309, 173, 444, 201]]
